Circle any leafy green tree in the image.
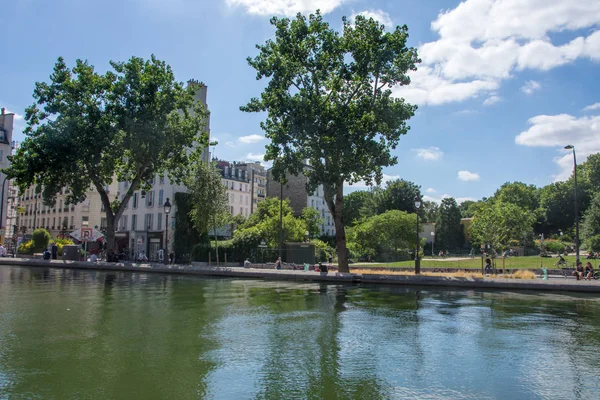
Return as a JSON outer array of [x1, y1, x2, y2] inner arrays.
[[492, 181, 540, 212], [31, 228, 50, 252], [346, 210, 417, 261], [435, 198, 464, 250], [6, 56, 208, 253], [342, 190, 377, 226], [461, 200, 486, 218], [539, 179, 591, 233], [187, 162, 231, 237], [469, 202, 534, 250], [581, 153, 600, 189], [376, 179, 422, 214], [421, 200, 439, 223], [301, 207, 324, 239], [582, 192, 600, 241], [242, 12, 420, 272]]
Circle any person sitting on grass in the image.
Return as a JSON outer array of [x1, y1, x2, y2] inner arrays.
[[484, 258, 493, 275], [584, 262, 594, 281], [574, 261, 584, 280]]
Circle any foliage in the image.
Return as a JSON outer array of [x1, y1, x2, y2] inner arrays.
[[491, 181, 540, 212], [342, 190, 377, 226], [18, 240, 35, 255], [421, 200, 439, 223], [470, 202, 534, 250], [435, 198, 464, 250], [539, 179, 591, 233], [242, 11, 419, 272], [347, 210, 417, 262], [460, 200, 486, 218], [311, 239, 335, 262], [581, 153, 600, 189], [301, 207, 324, 239], [535, 239, 568, 254], [586, 235, 600, 252], [6, 55, 209, 252], [187, 161, 231, 235], [376, 179, 422, 214], [31, 228, 50, 252], [174, 192, 208, 258], [582, 192, 600, 240]]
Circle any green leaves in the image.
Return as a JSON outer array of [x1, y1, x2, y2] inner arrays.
[[470, 202, 534, 250], [187, 162, 230, 235]]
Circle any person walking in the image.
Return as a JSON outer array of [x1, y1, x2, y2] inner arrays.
[[275, 257, 282, 270], [484, 258, 493, 275]]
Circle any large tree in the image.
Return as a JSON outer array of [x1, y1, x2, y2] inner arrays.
[[469, 202, 534, 251], [342, 190, 377, 227], [492, 181, 540, 212], [7, 56, 208, 253], [376, 179, 422, 214], [435, 197, 464, 250], [242, 12, 420, 272]]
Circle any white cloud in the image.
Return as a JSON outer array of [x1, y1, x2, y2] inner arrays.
[[521, 80, 541, 95], [455, 196, 474, 204], [350, 9, 393, 28], [238, 134, 265, 144], [426, 188, 436, 193], [225, 141, 235, 147], [412, 146, 443, 161], [245, 152, 265, 162], [515, 113, 600, 180], [583, 102, 600, 112], [458, 170, 480, 181], [225, 0, 347, 16], [392, 0, 600, 106], [482, 95, 501, 106]]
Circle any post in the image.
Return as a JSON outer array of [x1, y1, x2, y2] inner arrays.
[[573, 149, 580, 264], [0, 175, 7, 236], [163, 198, 171, 265], [415, 212, 420, 274]]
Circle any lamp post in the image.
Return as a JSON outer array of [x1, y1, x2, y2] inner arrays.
[[279, 181, 283, 260], [0, 174, 8, 239], [430, 231, 435, 257], [565, 145, 579, 263], [163, 198, 171, 265], [414, 196, 422, 274]]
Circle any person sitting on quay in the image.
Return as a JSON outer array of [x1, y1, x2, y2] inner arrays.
[[584, 262, 594, 281], [244, 258, 251, 268], [574, 261, 584, 280], [275, 257, 282, 270]]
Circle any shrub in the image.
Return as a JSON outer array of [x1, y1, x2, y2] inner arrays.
[[18, 240, 35, 255], [50, 238, 74, 255], [31, 229, 51, 252], [536, 239, 569, 254], [311, 239, 335, 262], [587, 235, 600, 252]]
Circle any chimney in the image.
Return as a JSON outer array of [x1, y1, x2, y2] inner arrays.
[[1, 108, 5, 115]]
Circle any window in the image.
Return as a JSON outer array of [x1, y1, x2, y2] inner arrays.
[[239, 183, 242, 191], [133, 193, 138, 209], [124, 181, 129, 189], [70, 216, 74, 227], [239, 207, 243, 215], [122, 215, 128, 230], [82, 216, 89, 226], [311, 199, 314, 207], [42, 218, 45, 227], [145, 213, 153, 230], [159, 175, 165, 184], [131, 214, 137, 231], [53, 217, 56, 228], [230, 206, 233, 214], [100, 217, 107, 229], [158, 189, 164, 206], [101, 202, 106, 212], [157, 213, 162, 230], [0, 149, 3, 162], [146, 191, 154, 207]]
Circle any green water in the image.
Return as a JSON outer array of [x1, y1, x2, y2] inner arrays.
[[1, 266, 599, 399]]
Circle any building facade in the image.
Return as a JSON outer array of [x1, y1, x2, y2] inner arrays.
[[0, 109, 15, 245], [116, 80, 210, 260], [266, 168, 336, 237]]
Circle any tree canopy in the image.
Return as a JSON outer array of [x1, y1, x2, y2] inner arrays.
[[6, 55, 209, 252], [435, 198, 464, 251], [187, 162, 231, 236], [242, 11, 420, 272], [469, 202, 534, 250]]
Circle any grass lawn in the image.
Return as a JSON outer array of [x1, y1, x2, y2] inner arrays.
[[354, 255, 584, 270]]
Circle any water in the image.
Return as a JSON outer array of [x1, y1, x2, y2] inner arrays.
[[1, 266, 599, 399]]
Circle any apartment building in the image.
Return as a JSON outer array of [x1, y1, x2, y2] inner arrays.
[[0, 109, 15, 245], [215, 161, 252, 217], [266, 167, 336, 237], [115, 80, 210, 259]]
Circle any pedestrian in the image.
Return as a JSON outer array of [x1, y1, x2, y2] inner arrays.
[[484, 258, 492, 275], [275, 257, 282, 270], [51, 243, 58, 260], [244, 258, 251, 268]]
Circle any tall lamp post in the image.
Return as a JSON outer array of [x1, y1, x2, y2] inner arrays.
[[565, 145, 579, 263], [430, 231, 435, 257], [163, 198, 171, 265], [414, 196, 422, 275]]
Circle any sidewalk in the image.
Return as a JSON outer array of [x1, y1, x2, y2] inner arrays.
[[1, 257, 599, 293]]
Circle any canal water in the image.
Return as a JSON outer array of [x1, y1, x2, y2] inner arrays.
[[1, 266, 599, 399]]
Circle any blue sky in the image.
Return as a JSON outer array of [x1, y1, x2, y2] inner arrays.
[[2, 0, 599, 203]]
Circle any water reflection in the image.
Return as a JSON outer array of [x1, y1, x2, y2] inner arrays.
[[0, 266, 599, 399]]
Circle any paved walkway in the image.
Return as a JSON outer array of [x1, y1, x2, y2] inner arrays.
[[1, 257, 599, 293]]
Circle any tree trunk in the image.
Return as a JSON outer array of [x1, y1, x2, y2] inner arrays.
[[105, 214, 116, 253], [324, 181, 349, 273]]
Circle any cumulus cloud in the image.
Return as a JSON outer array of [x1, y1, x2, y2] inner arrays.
[[225, 0, 347, 16], [350, 9, 393, 28], [458, 170, 480, 181], [521, 80, 541, 94], [238, 134, 265, 144], [482, 95, 501, 106], [412, 146, 443, 160], [515, 113, 600, 180], [426, 188, 436, 193], [583, 102, 600, 112], [393, 0, 600, 106], [245, 152, 265, 162]]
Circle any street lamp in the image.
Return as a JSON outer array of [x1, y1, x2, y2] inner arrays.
[[163, 198, 171, 265], [414, 196, 422, 274], [565, 145, 580, 263]]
